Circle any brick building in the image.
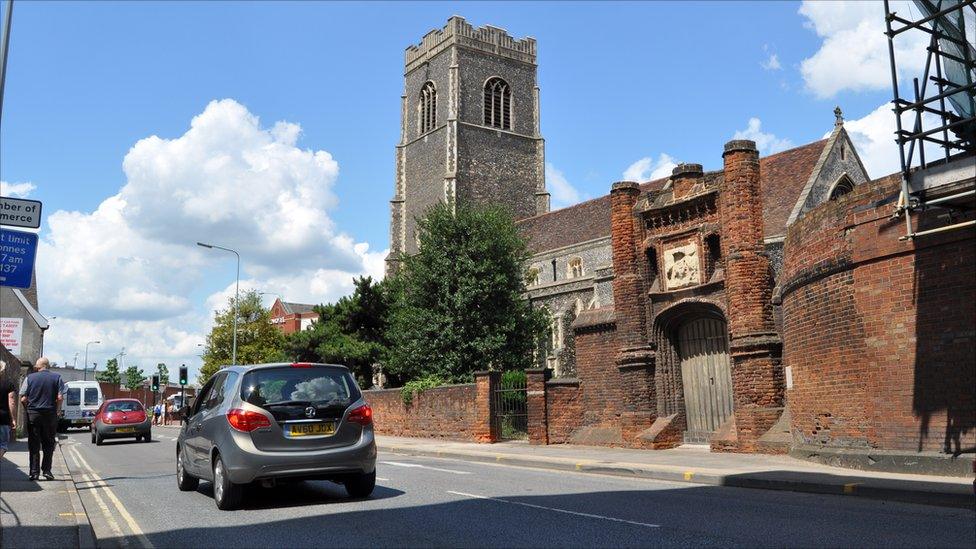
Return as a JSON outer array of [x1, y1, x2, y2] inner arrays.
[[383, 17, 975, 473], [268, 298, 319, 335]]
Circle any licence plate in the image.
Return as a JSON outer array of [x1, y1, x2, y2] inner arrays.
[[289, 422, 335, 437], [72, 419, 88, 424], [115, 427, 136, 433]]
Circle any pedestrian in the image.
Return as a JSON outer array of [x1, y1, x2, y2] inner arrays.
[[19, 357, 64, 480], [153, 402, 162, 426], [0, 360, 17, 460], [164, 400, 172, 425]]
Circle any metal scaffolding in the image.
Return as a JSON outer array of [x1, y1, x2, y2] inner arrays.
[[884, 0, 976, 240]]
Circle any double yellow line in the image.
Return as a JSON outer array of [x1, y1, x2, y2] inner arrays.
[[65, 445, 154, 549]]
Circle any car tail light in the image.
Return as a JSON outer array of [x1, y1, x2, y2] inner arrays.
[[346, 404, 372, 426], [103, 413, 114, 424], [226, 408, 271, 432], [291, 362, 314, 368]]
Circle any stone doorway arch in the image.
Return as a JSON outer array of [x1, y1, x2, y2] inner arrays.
[[652, 302, 733, 444]]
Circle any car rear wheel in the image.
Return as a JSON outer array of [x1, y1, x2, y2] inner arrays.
[[95, 433, 104, 446], [142, 432, 151, 442], [176, 446, 199, 492], [213, 455, 242, 510], [344, 470, 375, 499], [90, 430, 96, 444]]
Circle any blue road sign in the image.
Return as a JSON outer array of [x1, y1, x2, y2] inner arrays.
[[0, 228, 38, 289]]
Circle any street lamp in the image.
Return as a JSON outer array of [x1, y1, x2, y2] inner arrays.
[[84, 340, 100, 381], [197, 241, 240, 366]]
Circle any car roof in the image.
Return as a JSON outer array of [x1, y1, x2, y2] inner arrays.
[[104, 398, 142, 403], [217, 362, 350, 374]]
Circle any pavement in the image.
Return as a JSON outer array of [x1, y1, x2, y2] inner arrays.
[[3, 426, 973, 548], [0, 436, 95, 549], [373, 435, 976, 510]]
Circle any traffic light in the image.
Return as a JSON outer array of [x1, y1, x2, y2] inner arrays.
[[151, 375, 160, 392], [179, 365, 188, 386]]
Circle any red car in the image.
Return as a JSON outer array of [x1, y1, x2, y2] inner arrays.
[[91, 399, 152, 445]]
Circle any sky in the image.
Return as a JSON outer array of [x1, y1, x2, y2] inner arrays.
[[0, 1, 930, 382]]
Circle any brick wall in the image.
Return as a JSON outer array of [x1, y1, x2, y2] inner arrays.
[[364, 383, 481, 441], [544, 379, 583, 444], [782, 174, 975, 454]]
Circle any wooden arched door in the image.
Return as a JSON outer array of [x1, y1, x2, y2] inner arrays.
[[678, 317, 733, 440]]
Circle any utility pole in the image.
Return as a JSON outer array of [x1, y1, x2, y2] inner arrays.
[[0, 0, 14, 126]]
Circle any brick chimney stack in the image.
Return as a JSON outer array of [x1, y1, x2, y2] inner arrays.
[[610, 181, 653, 369], [719, 139, 783, 452], [671, 163, 703, 200]]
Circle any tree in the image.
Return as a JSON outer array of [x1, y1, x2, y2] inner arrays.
[[96, 358, 122, 385], [156, 363, 170, 387], [199, 289, 286, 385], [284, 277, 392, 388], [387, 203, 546, 384], [123, 366, 146, 392]]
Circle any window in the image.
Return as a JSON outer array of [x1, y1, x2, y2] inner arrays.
[[829, 175, 855, 200], [551, 315, 563, 350], [527, 267, 541, 286], [106, 400, 143, 413], [483, 77, 511, 130], [84, 388, 100, 406], [419, 81, 437, 135], [66, 388, 81, 406], [567, 257, 583, 279]]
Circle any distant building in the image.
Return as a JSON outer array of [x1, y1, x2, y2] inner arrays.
[[269, 298, 319, 334]]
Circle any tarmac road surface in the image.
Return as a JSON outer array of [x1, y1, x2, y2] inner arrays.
[[57, 430, 974, 548]]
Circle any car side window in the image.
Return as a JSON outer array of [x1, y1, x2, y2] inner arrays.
[[218, 372, 239, 407], [204, 373, 226, 412], [193, 379, 216, 417]]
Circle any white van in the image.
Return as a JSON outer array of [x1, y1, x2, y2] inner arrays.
[[60, 381, 103, 431]]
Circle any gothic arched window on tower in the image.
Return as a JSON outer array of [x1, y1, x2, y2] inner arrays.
[[419, 81, 437, 135], [483, 77, 511, 130]]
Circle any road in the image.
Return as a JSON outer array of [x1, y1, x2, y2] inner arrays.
[[58, 429, 973, 548]]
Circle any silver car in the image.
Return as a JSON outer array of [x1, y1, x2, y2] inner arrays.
[[175, 363, 377, 510]]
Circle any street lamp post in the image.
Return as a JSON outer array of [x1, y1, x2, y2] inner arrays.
[[197, 242, 240, 366], [84, 340, 100, 381]]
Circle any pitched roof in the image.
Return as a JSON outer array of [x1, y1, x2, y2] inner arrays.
[[517, 139, 829, 254], [760, 139, 828, 237], [280, 301, 317, 315], [517, 180, 666, 254]]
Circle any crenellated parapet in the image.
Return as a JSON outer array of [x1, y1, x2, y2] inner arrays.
[[405, 16, 537, 73]]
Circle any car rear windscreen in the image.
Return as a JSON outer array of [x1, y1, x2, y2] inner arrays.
[[240, 367, 361, 408], [106, 401, 143, 412], [66, 388, 81, 406], [84, 388, 99, 405]]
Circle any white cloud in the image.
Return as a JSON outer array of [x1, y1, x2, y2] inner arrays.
[[545, 163, 582, 209], [733, 118, 794, 155], [761, 45, 782, 71], [799, 1, 927, 98], [37, 99, 386, 382], [1, 181, 36, 198], [622, 154, 677, 182]]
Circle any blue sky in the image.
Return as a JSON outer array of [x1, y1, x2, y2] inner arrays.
[[0, 1, 917, 379]]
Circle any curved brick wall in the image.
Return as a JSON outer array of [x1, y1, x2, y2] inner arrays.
[[782, 175, 975, 454]]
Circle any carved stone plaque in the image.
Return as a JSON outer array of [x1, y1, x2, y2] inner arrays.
[[664, 242, 700, 290]]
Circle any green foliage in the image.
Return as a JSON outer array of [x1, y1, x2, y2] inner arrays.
[[399, 375, 444, 406], [199, 289, 287, 385], [387, 203, 547, 384], [96, 358, 122, 385], [156, 363, 170, 387], [123, 366, 146, 392], [284, 276, 391, 388]]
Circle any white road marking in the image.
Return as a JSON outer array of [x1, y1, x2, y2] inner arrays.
[[446, 491, 660, 529], [70, 445, 154, 548], [66, 448, 129, 545], [376, 477, 390, 481], [380, 461, 472, 475]]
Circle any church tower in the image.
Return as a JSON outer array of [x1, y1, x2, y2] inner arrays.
[[388, 16, 548, 272]]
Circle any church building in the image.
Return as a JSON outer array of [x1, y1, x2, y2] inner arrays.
[[386, 17, 975, 472]]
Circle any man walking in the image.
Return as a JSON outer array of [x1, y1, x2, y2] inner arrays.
[[19, 358, 64, 480]]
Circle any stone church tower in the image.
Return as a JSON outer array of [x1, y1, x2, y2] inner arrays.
[[387, 16, 549, 273]]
